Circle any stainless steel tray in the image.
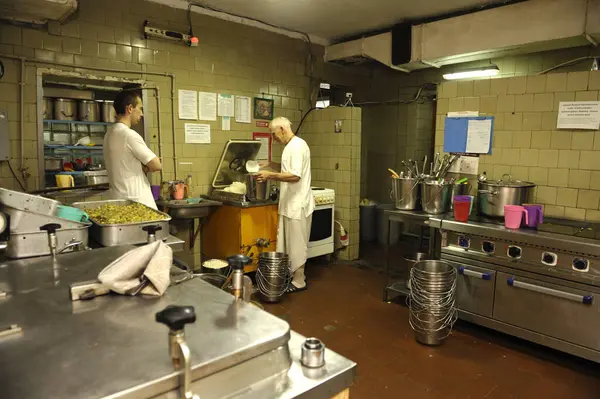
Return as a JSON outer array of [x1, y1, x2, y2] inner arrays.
[[72, 199, 171, 247], [0, 187, 61, 215], [6, 225, 89, 258], [0, 205, 86, 232]]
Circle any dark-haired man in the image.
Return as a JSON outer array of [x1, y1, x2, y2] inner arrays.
[[103, 91, 161, 209]]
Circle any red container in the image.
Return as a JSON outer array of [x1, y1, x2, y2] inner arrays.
[[453, 200, 471, 222]]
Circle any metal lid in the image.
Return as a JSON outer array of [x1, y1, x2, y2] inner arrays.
[[482, 174, 535, 188], [212, 140, 263, 189]]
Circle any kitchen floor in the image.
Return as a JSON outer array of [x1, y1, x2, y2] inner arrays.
[[263, 249, 600, 399]]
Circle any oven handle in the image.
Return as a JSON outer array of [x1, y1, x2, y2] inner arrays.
[[507, 277, 593, 305], [459, 266, 491, 280]]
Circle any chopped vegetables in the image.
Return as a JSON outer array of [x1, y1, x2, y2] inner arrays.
[[85, 203, 168, 224]]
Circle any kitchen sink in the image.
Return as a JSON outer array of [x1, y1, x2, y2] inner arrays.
[[156, 199, 222, 219]]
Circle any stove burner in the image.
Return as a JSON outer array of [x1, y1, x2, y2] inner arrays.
[[507, 245, 522, 259], [572, 258, 589, 272]]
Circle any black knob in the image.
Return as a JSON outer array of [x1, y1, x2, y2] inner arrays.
[[573, 258, 589, 271], [156, 305, 196, 331], [227, 254, 251, 270], [543, 253, 556, 265], [508, 246, 521, 259], [482, 241, 495, 254], [40, 223, 62, 234], [142, 225, 162, 234]]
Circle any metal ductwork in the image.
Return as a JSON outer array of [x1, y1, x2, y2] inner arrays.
[[325, 0, 600, 73]]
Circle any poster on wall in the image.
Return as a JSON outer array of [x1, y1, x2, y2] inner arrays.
[[198, 91, 217, 121], [253, 132, 272, 162], [235, 96, 252, 123], [557, 101, 600, 130], [185, 123, 211, 144], [254, 98, 274, 120], [178, 90, 198, 120], [218, 93, 235, 117]]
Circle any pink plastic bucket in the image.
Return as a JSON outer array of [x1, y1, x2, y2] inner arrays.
[[504, 205, 528, 229]]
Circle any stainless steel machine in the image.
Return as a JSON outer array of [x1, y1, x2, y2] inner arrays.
[[0, 246, 356, 398], [438, 215, 600, 362]]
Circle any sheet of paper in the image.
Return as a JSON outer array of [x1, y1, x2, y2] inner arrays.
[[235, 96, 252, 123], [557, 101, 600, 130], [222, 116, 231, 131], [218, 93, 234, 117], [465, 119, 492, 153], [255, 137, 270, 161], [178, 90, 198, 120], [184, 123, 210, 144], [198, 92, 217, 121]]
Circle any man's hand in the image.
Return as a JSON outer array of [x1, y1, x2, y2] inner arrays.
[[255, 171, 273, 183]]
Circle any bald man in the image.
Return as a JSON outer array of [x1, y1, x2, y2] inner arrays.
[[256, 117, 314, 292]]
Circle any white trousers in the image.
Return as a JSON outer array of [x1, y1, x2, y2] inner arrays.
[[276, 210, 313, 272]]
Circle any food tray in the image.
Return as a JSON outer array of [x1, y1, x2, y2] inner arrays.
[[71, 199, 171, 247], [6, 226, 89, 259], [0, 187, 61, 216], [0, 205, 88, 232]]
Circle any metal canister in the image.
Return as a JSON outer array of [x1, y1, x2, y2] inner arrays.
[[42, 97, 53, 120], [54, 98, 77, 121], [99, 100, 116, 123], [78, 100, 100, 122], [390, 177, 420, 210]]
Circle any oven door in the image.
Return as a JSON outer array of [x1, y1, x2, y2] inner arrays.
[[309, 204, 334, 247]]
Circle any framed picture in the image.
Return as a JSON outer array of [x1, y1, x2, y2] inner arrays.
[[254, 98, 274, 120]]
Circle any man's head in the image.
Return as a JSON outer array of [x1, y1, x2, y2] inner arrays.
[[269, 117, 294, 144], [114, 89, 143, 126]]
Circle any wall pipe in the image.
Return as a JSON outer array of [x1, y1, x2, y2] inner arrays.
[[0, 53, 179, 185], [18, 57, 28, 189]]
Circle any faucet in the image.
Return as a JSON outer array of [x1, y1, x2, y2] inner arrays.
[[59, 238, 84, 254], [156, 305, 199, 399]]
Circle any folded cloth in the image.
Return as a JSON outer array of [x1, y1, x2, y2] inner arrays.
[[98, 241, 173, 296]]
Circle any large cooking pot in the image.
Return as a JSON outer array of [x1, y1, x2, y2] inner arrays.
[[78, 100, 100, 122], [54, 98, 77, 121], [42, 97, 53, 120], [477, 174, 535, 218], [99, 100, 116, 123], [245, 174, 271, 201]]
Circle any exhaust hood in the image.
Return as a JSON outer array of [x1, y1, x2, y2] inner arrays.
[[0, 0, 78, 25], [325, 0, 600, 72]]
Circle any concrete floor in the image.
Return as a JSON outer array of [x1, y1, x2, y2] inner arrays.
[[263, 260, 600, 399]]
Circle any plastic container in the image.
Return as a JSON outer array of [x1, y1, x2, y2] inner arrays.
[[453, 200, 471, 222], [524, 204, 543, 228], [57, 205, 89, 223], [360, 203, 377, 242], [151, 185, 160, 200], [504, 205, 528, 229]]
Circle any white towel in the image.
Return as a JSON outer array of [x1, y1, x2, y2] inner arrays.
[[98, 241, 173, 296]]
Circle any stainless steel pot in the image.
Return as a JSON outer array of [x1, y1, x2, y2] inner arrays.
[[245, 174, 271, 201], [78, 100, 100, 122], [99, 100, 116, 123], [54, 98, 77, 121], [82, 170, 108, 185], [44, 157, 63, 171], [477, 174, 535, 218], [390, 177, 420, 210], [421, 180, 451, 214], [42, 97, 53, 120]]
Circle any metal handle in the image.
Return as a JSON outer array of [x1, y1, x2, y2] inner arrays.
[[459, 266, 492, 280], [61, 110, 74, 118], [507, 277, 593, 305], [501, 173, 512, 182], [478, 189, 498, 196]]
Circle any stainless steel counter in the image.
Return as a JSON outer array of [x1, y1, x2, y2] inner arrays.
[[0, 247, 356, 398]]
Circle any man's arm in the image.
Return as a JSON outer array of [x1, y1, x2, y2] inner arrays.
[[258, 171, 299, 182], [144, 157, 162, 172], [259, 161, 281, 172]]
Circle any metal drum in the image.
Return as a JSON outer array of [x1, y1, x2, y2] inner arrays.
[[391, 177, 420, 210], [408, 260, 457, 346], [420, 180, 451, 214], [256, 252, 291, 303]]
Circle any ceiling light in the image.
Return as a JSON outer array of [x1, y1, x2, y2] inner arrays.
[[443, 65, 500, 80]]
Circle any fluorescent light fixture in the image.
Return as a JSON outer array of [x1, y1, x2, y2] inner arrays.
[[443, 65, 500, 80], [319, 82, 331, 89]]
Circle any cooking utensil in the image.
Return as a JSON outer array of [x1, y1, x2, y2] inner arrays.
[[388, 168, 400, 179], [54, 98, 77, 121], [477, 174, 535, 218], [99, 100, 116, 123], [422, 156, 428, 177], [78, 100, 100, 122], [420, 179, 451, 214], [45, 157, 63, 171]]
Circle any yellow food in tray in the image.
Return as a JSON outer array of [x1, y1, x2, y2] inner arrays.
[[85, 203, 168, 224]]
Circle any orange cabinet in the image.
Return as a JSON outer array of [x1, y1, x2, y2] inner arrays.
[[203, 204, 278, 272]]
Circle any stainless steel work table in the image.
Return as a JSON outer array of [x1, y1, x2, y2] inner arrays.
[[0, 246, 355, 398], [382, 209, 444, 301]]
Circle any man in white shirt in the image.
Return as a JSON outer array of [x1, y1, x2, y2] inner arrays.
[[104, 90, 162, 210], [256, 117, 314, 292]]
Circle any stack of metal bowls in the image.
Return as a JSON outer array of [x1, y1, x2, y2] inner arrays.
[[408, 260, 457, 346], [256, 252, 291, 303]]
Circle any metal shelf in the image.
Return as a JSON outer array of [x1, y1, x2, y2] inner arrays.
[[44, 120, 114, 126], [45, 145, 103, 150]]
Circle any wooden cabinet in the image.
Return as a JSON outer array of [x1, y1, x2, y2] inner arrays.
[[203, 204, 278, 272]]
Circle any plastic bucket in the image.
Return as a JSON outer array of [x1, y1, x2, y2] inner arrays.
[[453, 199, 471, 222], [57, 205, 89, 223]]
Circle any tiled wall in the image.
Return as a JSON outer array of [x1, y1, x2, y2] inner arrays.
[[434, 70, 600, 221], [300, 106, 362, 260], [0, 0, 367, 267]]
